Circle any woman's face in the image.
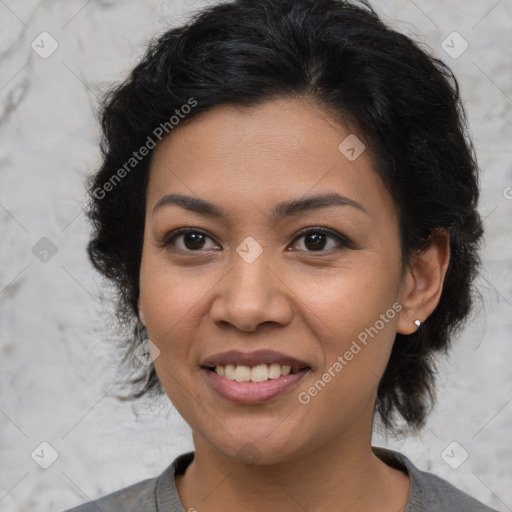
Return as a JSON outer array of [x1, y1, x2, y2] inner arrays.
[[138, 97, 413, 463]]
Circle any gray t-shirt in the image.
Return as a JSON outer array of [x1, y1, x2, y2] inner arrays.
[[63, 447, 499, 511]]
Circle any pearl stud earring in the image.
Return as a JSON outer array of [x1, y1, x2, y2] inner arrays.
[[414, 319, 421, 328]]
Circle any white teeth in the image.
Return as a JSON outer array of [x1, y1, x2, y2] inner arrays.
[[214, 363, 295, 382], [234, 365, 251, 382], [251, 364, 269, 382], [268, 363, 282, 379], [280, 365, 291, 376], [224, 364, 236, 380]]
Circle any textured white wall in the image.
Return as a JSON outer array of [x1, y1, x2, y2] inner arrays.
[[0, 1, 510, 511]]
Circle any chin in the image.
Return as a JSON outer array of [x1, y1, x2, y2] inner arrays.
[[201, 428, 313, 467]]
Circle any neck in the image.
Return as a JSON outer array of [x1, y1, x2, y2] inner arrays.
[[175, 416, 409, 512]]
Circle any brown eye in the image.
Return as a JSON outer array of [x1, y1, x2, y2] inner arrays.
[[158, 226, 353, 254], [290, 227, 352, 252], [159, 228, 218, 251]]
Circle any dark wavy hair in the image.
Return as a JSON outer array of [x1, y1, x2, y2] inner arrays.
[[84, 0, 484, 432]]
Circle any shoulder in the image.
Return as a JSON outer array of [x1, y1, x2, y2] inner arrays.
[[408, 464, 498, 511], [373, 447, 499, 512], [62, 452, 194, 512], [62, 473, 160, 512]]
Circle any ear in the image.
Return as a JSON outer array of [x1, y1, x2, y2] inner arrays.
[[396, 228, 451, 335], [138, 298, 146, 326]]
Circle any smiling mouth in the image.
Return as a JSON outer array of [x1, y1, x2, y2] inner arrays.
[[202, 363, 311, 383]]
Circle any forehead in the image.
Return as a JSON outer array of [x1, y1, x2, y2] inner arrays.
[[147, 97, 397, 224]]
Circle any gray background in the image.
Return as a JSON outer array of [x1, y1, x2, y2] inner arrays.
[[0, 1, 511, 511]]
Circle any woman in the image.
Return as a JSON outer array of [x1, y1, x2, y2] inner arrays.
[[65, 0, 498, 510]]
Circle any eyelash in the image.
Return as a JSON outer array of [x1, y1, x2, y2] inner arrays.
[[157, 226, 354, 254]]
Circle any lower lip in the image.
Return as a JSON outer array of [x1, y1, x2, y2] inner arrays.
[[202, 368, 309, 404]]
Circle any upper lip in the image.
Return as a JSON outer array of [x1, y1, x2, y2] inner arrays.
[[200, 350, 311, 372]]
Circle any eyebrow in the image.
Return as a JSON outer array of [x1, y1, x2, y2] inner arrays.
[[152, 192, 368, 220]]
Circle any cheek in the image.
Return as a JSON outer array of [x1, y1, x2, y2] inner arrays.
[[138, 262, 200, 401], [295, 300, 399, 435], [139, 267, 204, 415], [139, 255, 206, 339], [295, 268, 398, 343], [296, 273, 400, 393]]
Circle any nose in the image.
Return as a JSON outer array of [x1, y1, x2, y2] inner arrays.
[[209, 250, 293, 333]]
